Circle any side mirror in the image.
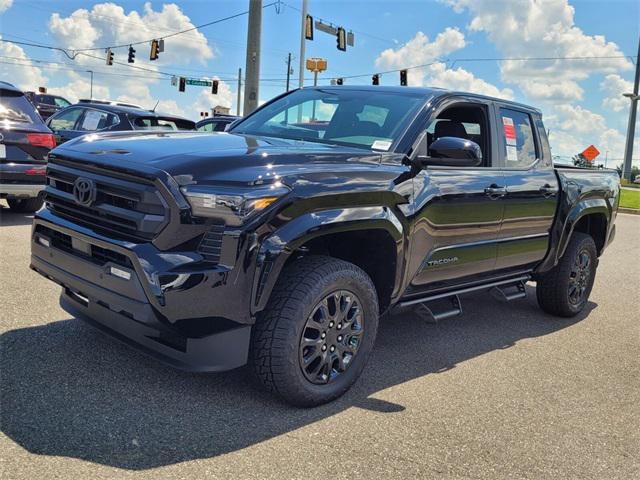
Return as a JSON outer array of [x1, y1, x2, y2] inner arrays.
[[415, 136, 482, 168]]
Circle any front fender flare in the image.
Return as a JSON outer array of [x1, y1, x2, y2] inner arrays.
[[250, 206, 404, 314]]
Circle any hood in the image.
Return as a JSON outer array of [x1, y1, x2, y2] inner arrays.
[[51, 131, 384, 186]]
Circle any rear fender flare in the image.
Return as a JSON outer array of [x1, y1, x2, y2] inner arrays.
[[250, 206, 404, 314], [557, 198, 609, 260]]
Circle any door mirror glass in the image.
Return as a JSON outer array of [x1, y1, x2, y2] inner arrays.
[[416, 136, 482, 167]]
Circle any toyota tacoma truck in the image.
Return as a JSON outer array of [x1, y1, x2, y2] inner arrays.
[[30, 86, 620, 406]]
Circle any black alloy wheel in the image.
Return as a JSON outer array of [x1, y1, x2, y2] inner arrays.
[[299, 290, 364, 384]]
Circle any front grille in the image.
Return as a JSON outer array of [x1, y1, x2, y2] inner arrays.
[[45, 160, 167, 242], [36, 225, 133, 268], [197, 223, 225, 263]]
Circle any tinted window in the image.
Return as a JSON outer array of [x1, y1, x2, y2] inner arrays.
[[232, 88, 425, 150], [198, 122, 213, 132], [78, 109, 118, 131], [49, 108, 83, 131], [213, 121, 228, 132], [53, 97, 71, 108], [534, 116, 552, 167], [500, 108, 537, 168], [35, 94, 55, 105], [0, 89, 39, 124], [133, 117, 195, 131]]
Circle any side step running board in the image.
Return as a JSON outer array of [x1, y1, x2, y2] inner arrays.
[[490, 280, 527, 302], [415, 295, 462, 323]]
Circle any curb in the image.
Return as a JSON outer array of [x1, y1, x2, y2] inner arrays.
[[618, 208, 640, 215]]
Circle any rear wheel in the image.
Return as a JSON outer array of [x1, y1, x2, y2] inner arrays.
[[536, 232, 598, 317], [250, 256, 379, 407], [7, 196, 43, 213]]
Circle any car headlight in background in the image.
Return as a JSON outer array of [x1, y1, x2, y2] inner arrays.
[[180, 184, 289, 226]]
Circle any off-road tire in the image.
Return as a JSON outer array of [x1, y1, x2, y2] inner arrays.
[[7, 197, 43, 213], [536, 232, 598, 317], [249, 255, 379, 407]]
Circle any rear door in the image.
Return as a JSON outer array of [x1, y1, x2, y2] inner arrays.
[[408, 97, 505, 291], [494, 106, 559, 271]]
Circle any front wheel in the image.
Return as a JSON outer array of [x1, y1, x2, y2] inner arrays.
[[536, 232, 598, 317], [250, 256, 379, 407]]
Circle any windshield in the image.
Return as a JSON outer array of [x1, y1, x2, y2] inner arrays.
[[230, 88, 426, 150]]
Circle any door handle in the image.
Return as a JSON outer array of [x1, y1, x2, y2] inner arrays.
[[539, 184, 558, 197], [484, 184, 507, 199]]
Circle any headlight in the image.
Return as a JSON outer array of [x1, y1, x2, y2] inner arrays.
[[180, 184, 289, 225]]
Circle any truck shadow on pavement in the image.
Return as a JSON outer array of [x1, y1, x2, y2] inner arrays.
[[1, 289, 594, 470], [0, 206, 35, 227]]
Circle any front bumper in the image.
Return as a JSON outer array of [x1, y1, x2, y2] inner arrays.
[[30, 209, 254, 372], [0, 183, 44, 198]]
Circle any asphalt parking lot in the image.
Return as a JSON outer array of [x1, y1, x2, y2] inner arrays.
[[1, 204, 638, 479]]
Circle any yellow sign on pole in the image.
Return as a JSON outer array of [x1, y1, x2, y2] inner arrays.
[[305, 58, 327, 73]]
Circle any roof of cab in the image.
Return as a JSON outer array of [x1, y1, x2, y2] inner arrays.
[[303, 85, 541, 114]]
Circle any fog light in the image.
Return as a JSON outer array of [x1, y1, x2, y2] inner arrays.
[[109, 266, 131, 280], [38, 236, 50, 248]]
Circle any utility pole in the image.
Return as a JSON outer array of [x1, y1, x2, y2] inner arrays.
[[243, 0, 262, 116], [237, 67, 242, 116], [622, 36, 640, 181], [298, 0, 308, 88], [86, 70, 94, 98], [285, 52, 292, 92]]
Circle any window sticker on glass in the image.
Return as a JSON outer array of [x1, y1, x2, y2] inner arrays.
[[371, 139, 392, 151], [82, 110, 105, 131], [506, 145, 518, 163], [502, 116, 517, 146]]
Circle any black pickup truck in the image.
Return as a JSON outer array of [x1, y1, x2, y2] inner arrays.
[[30, 86, 620, 406]]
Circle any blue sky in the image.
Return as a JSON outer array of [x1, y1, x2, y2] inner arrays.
[[1, 0, 638, 165]]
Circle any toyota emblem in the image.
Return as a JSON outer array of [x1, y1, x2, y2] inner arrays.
[[73, 177, 96, 207]]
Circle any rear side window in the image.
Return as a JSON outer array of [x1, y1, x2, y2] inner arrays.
[[534, 117, 552, 167], [198, 122, 213, 132], [499, 108, 538, 168], [133, 117, 195, 131], [0, 89, 40, 124]]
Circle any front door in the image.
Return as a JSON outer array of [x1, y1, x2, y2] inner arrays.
[[407, 98, 505, 292]]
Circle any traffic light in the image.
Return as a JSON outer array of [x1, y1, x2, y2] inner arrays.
[[336, 78, 344, 85], [211, 79, 219, 95], [372, 74, 379, 85], [336, 27, 346, 51], [127, 45, 136, 63], [305, 14, 313, 40], [178, 77, 186, 92], [105, 48, 114, 65], [150, 39, 159, 61], [400, 69, 408, 86]]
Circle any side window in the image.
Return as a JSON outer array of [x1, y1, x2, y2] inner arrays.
[[78, 109, 118, 131], [499, 108, 538, 168], [426, 104, 489, 165], [534, 116, 552, 167], [198, 122, 213, 132], [48, 108, 83, 131], [213, 122, 228, 132]]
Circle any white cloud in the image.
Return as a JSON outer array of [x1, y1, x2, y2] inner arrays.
[[375, 29, 513, 99], [544, 103, 630, 160], [49, 2, 213, 64], [600, 74, 633, 112], [0, 38, 47, 90], [442, 0, 632, 102], [47, 72, 110, 104], [0, 0, 13, 14]]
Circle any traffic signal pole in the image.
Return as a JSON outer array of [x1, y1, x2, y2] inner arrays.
[[243, 0, 262, 115], [298, 0, 308, 88], [622, 36, 640, 181], [237, 67, 242, 116]]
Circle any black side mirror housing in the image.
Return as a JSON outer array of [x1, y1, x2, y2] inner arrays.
[[415, 136, 482, 168]]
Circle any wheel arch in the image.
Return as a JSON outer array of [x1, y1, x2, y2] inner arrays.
[[251, 206, 405, 316], [558, 199, 609, 259]]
